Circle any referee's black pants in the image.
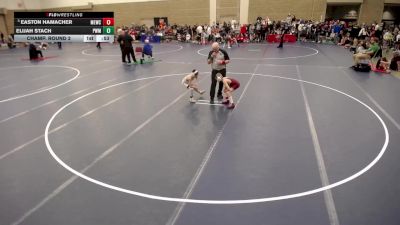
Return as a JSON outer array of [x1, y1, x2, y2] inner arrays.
[[210, 68, 226, 100]]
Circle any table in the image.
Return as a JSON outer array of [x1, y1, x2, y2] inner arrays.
[[267, 34, 297, 43], [140, 35, 161, 43]]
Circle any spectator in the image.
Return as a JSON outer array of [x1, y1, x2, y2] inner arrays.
[[376, 57, 390, 72], [390, 51, 400, 71], [7, 34, 16, 49], [117, 28, 127, 63], [383, 30, 394, 48], [121, 29, 136, 64], [358, 25, 368, 40]]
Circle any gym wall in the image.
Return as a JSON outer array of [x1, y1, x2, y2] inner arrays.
[[0, 14, 7, 37], [89, 0, 209, 27], [249, 0, 327, 22], [217, 0, 240, 22]]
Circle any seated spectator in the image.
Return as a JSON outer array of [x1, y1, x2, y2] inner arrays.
[[338, 33, 350, 46], [349, 38, 358, 53], [352, 38, 380, 66], [375, 57, 390, 72], [343, 37, 353, 48], [390, 51, 400, 71], [356, 41, 367, 53]]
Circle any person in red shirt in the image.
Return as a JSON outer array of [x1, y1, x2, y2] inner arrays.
[[216, 74, 240, 109], [240, 24, 247, 35]]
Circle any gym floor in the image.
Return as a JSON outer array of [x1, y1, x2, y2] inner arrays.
[[0, 42, 399, 225]]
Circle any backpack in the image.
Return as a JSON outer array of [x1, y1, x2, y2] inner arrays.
[[353, 63, 371, 72]]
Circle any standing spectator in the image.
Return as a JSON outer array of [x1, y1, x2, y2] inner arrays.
[[196, 25, 203, 37], [396, 32, 400, 42], [7, 34, 15, 48], [395, 32, 400, 50], [0, 31, 4, 43], [120, 29, 137, 64], [207, 25, 212, 43], [277, 29, 286, 48], [117, 28, 127, 63], [125, 31, 137, 64], [185, 32, 191, 42], [358, 25, 368, 40], [207, 42, 230, 103], [255, 19, 262, 42], [383, 30, 394, 48]]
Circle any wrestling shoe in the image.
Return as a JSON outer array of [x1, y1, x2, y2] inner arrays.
[[189, 97, 196, 103]]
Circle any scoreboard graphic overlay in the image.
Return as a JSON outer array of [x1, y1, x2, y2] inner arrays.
[[14, 12, 114, 43]]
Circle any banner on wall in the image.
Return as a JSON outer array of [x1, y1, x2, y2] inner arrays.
[[154, 17, 168, 29], [344, 10, 358, 19]]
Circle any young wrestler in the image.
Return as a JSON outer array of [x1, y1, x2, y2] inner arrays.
[[142, 39, 153, 59], [216, 73, 240, 109], [182, 70, 205, 103]]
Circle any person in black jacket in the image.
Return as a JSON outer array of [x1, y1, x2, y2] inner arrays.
[[277, 26, 288, 48], [29, 43, 43, 60], [117, 29, 126, 63], [118, 30, 137, 64]]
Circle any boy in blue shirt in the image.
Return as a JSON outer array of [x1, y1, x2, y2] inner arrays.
[[142, 39, 153, 62]]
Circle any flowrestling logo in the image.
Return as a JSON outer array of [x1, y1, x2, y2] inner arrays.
[[46, 12, 83, 18]]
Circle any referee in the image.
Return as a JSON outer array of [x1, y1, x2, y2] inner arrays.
[[207, 42, 230, 103]]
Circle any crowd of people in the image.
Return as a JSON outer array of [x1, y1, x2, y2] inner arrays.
[[2, 15, 399, 71], [116, 16, 399, 48], [115, 15, 400, 71], [0, 31, 16, 49]]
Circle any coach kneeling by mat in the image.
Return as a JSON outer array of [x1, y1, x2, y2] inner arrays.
[[208, 42, 230, 103], [29, 43, 43, 60]]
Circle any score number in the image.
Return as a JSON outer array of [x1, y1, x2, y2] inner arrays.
[[102, 18, 114, 26], [103, 26, 114, 34]]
